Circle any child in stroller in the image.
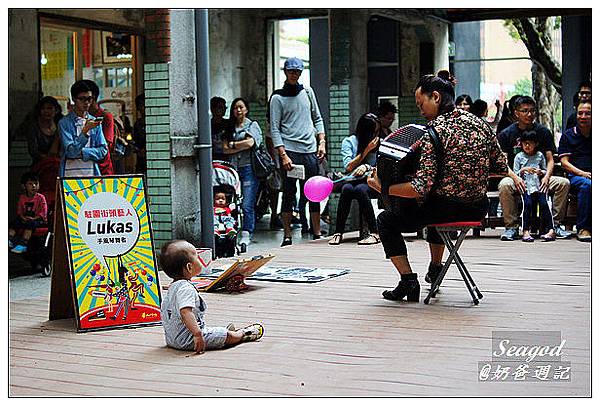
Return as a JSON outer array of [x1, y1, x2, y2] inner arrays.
[[212, 161, 247, 258], [213, 190, 238, 258]]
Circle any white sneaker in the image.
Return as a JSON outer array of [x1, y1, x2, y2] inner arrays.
[[240, 323, 264, 342], [240, 230, 251, 245]]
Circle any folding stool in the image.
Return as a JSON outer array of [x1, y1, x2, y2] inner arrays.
[[424, 221, 484, 305]]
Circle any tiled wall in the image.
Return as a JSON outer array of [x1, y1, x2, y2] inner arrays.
[[144, 62, 172, 246]]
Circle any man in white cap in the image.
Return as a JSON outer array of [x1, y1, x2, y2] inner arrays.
[[268, 57, 326, 246]]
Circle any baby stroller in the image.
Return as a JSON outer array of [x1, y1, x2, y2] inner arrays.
[[212, 160, 247, 258]]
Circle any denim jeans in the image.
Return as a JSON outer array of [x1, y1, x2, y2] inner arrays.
[[569, 175, 592, 231], [237, 164, 259, 234], [521, 192, 553, 233]]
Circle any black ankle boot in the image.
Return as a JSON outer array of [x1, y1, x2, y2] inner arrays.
[[425, 263, 443, 284], [382, 273, 420, 302]]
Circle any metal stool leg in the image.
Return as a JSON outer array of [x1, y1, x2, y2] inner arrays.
[[424, 254, 451, 304], [424, 226, 481, 305], [424, 228, 464, 304], [452, 249, 483, 299], [442, 228, 479, 304]]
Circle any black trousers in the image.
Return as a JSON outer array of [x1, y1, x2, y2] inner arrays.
[[281, 151, 321, 214], [377, 195, 488, 258], [335, 181, 378, 234]]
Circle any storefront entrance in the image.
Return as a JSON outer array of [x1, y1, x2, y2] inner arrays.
[[39, 19, 144, 174]]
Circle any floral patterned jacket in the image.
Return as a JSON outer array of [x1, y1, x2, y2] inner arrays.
[[411, 109, 508, 201]]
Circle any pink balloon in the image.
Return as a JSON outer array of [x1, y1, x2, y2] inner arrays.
[[304, 176, 334, 202]]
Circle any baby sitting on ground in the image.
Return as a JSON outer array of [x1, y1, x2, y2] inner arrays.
[[159, 239, 264, 353]]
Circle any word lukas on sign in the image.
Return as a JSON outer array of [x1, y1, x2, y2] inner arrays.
[[50, 176, 161, 332]]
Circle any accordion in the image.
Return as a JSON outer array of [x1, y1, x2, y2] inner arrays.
[[376, 124, 442, 213]]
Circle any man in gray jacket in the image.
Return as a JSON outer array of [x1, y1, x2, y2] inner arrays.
[[269, 57, 326, 246]]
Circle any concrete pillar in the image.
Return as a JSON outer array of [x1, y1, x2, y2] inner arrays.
[[8, 9, 40, 222], [452, 21, 481, 99], [310, 17, 331, 137], [328, 10, 351, 235], [168, 9, 203, 247]]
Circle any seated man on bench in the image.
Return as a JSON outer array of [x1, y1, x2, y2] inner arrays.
[[558, 99, 592, 242]]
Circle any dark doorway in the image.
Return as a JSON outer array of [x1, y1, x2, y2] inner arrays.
[[367, 15, 399, 113]]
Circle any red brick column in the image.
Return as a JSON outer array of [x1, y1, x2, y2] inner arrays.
[[144, 9, 171, 63]]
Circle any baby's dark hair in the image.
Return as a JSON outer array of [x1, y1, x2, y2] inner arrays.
[[21, 171, 39, 185], [520, 130, 538, 144], [159, 240, 194, 279]]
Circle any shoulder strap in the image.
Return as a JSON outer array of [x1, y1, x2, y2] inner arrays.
[[426, 126, 444, 192]]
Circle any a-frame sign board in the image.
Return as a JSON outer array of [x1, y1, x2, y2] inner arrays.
[[49, 183, 75, 321], [49, 175, 162, 332]]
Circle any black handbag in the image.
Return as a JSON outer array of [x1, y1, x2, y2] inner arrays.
[[251, 142, 276, 179]]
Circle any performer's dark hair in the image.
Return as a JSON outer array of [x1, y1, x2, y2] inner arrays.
[[415, 70, 456, 115], [160, 240, 195, 279]]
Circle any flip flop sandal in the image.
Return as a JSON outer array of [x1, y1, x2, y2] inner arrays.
[[240, 323, 264, 342], [540, 233, 556, 242], [328, 233, 343, 245], [521, 235, 535, 242], [357, 234, 381, 245]]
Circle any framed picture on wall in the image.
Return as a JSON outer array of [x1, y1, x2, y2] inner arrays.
[[102, 32, 132, 64]]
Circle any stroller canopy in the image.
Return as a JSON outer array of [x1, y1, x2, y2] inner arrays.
[[212, 160, 241, 196]]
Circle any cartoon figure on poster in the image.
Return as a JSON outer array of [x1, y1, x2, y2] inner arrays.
[[62, 177, 161, 331]]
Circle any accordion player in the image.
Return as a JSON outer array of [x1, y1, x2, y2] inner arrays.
[[376, 124, 442, 214]]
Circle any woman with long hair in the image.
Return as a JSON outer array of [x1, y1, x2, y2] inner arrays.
[[23, 96, 64, 165], [222, 97, 263, 246], [328, 113, 381, 246], [455, 94, 473, 112], [368, 71, 508, 302]]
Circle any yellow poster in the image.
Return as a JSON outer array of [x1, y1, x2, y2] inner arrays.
[[61, 176, 161, 332]]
